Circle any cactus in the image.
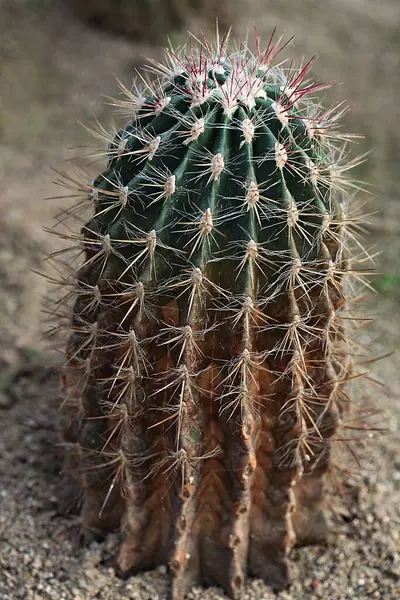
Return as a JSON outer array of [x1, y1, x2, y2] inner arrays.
[[53, 30, 371, 600]]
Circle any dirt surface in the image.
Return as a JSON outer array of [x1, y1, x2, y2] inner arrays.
[[0, 2, 399, 599]]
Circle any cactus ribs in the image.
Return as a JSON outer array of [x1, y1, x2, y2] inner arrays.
[[51, 29, 371, 600]]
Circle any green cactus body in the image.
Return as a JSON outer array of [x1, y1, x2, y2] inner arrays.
[[59, 31, 364, 599]]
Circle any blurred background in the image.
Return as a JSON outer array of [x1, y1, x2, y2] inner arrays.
[[0, 1, 399, 598]]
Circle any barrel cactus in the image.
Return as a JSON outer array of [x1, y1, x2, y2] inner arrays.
[[56, 30, 370, 599]]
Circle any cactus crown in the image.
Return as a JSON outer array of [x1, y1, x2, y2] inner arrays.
[[52, 29, 373, 600], [84, 29, 364, 305]]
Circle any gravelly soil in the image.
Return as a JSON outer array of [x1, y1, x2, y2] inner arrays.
[[0, 2, 399, 599], [0, 340, 399, 600]]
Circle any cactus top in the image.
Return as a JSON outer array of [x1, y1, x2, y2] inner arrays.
[[86, 31, 359, 302]]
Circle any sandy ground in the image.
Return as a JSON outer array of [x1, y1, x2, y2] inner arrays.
[[0, 2, 399, 599]]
